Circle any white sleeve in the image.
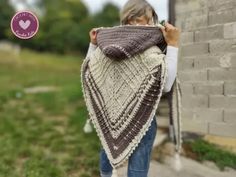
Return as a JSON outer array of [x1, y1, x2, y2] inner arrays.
[[163, 45, 178, 93], [85, 42, 97, 59]]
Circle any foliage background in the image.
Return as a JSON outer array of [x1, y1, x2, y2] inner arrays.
[[0, 0, 120, 55]]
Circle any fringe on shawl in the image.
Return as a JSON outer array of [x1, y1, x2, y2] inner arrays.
[[168, 76, 183, 171]]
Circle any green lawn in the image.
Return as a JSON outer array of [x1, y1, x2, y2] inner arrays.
[[0, 49, 101, 177], [184, 139, 236, 171]]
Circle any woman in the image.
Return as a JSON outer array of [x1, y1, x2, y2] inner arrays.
[[85, 0, 180, 176]]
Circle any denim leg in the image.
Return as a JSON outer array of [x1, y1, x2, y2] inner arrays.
[[99, 116, 157, 177], [127, 116, 157, 177], [99, 148, 113, 177]]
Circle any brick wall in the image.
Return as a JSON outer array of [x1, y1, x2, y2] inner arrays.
[[175, 0, 236, 137]]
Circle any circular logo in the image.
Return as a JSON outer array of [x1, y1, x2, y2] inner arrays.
[[11, 10, 39, 39]]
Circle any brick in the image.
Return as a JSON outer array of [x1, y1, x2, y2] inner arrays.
[[178, 57, 194, 70], [195, 25, 224, 42], [224, 22, 236, 39], [224, 81, 236, 95], [218, 53, 233, 68], [194, 81, 224, 95], [231, 53, 236, 67], [182, 108, 194, 119], [209, 95, 236, 108], [182, 95, 208, 108], [224, 109, 236, 123], [180, 83, 194, 94], [193, 108, 223, 122], [182, 15, 208, 31], [175, 19, 183, 30], [208, 68, 236, 81], [181, 43, 209, 57], [175, 0, 207, 15], [182, 118, 208, 134], [208, 0, 236, 12], [182, 108, 223, 122], [209, 39, 236, 54], [179, 70, 207, 82], [180, 32, 194, 44], [194, 55, 220, 69], [175, 10, 208, 29], [209, 122, 236, 137], [209, 8, 236, 25]]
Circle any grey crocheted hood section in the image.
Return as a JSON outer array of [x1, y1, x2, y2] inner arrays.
[[96, 25, 167, 60]]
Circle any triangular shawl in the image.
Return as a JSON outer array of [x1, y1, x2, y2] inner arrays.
[[81, 25, 182, 169]]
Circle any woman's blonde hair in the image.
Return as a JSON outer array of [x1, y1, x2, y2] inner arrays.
[[120, 0, 158, 25]]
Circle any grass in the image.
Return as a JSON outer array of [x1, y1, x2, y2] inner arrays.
[[183, 139, 236, 171], [3, 47, 235, 176], [0, 48, 101, 177]]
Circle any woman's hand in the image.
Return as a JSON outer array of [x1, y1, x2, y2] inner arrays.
[[89, 28, 98, 45], [159, 22, 180, 47]]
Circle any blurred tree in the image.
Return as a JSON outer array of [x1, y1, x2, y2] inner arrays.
[[0, 0, 15, 39], [65, 16, 96, 54], [93, 2, 120, 27], [3, 0, 120, 56], [39, 0, 90, 54], [18, 0, 90, 54]]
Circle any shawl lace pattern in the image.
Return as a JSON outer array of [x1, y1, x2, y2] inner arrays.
[[81, 25, 182, 169]]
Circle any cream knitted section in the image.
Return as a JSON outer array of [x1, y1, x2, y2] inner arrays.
[[81, 45, 167, 169]]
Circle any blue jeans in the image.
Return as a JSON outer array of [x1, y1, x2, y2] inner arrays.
[[99, 115, 157, 177]]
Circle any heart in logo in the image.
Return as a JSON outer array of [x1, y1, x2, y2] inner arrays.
[[11, 11, 39, 39], [19, 20, 31, 30]]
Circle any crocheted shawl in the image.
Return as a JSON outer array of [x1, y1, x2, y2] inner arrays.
[[81, 25, 182, 169]]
